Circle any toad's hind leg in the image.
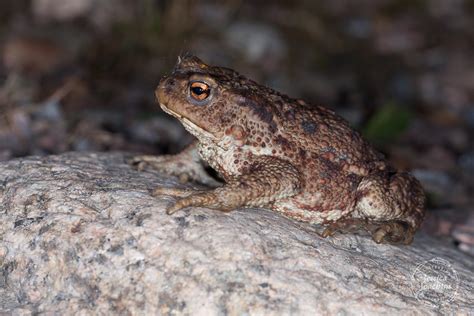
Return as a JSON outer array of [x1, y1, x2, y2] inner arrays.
[[353, 171, 426, 244]]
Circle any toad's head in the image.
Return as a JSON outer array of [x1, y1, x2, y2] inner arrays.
[[156, 55, 279, 148]]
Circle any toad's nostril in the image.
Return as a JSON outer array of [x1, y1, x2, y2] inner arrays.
[[158, 76, 173, 87], [157, 77, 175, 96]]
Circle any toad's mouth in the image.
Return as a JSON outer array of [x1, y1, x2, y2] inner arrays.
[[159, 103, 217, 141]]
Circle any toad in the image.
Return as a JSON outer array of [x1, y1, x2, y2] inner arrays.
[[132, 55, 426, 244]]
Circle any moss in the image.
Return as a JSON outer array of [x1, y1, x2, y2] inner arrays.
[[363, 101, 412, 146]]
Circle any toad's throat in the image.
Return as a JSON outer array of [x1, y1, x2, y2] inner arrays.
[[159, 103, 217, 142]]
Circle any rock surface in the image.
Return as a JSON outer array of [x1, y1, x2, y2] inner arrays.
[[0, 152, 472, 315]]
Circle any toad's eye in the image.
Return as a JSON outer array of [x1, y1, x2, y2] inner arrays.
[[189, 81, 211, 102]]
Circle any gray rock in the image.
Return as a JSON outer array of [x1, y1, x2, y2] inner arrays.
[[0, 153, 472, 315]]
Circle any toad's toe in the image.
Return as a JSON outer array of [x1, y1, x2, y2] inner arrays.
[[371, 221, 414, 245]]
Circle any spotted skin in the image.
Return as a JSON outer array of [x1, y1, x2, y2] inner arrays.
[[132, 55, 426, 244]]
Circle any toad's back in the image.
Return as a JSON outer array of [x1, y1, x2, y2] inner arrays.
[[240, 94, 386, 222]]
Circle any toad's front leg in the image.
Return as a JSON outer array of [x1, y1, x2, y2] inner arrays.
[[130, 140, 219, 186], [154, 156, 302, 215]]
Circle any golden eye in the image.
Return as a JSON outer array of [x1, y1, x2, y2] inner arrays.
[[190, 81, 210, 102]]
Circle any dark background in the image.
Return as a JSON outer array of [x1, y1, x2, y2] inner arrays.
[[0, 0, 472, 253]]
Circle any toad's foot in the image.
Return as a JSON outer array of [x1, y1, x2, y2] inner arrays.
[[152, 187, 199, 214], [320, 218, 371, 238], [155, 156, 301, 215], [129, 141, 220, 187], [371, 221, 415, 245], [152, 187, 194, 198], [320, 219, 415, 245]]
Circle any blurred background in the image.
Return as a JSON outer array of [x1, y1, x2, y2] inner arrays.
[[0, 0, 472, 253]]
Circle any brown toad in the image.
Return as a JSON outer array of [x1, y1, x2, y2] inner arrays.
[[133, 55, 426, 244]]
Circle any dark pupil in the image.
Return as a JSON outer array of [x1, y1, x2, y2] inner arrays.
[[192, 86, 207, 95]]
